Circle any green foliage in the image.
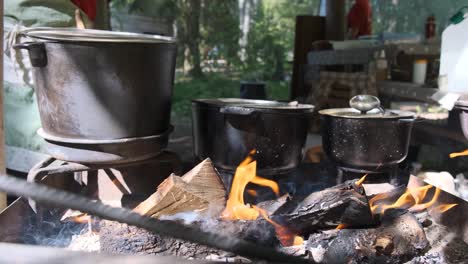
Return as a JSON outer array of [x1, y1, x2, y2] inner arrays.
[[242, 0, 320, 80], [171, 74, 289, 118], [201, 0, 241, 66]]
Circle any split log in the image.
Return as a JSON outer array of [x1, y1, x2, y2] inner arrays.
[[311, 209, 429, 264], [134, 158, 226, 218], [272, 179, 375, 235]]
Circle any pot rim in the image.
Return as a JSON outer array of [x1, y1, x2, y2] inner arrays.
[[20, 27, 175, 44], [192, 98, 315, 113], [319, 108, 415, 119]]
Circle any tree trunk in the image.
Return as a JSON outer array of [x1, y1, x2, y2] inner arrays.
[[185, 0, 203, 78], [94, 0, 111, 30], [272, 45, 284, 81]]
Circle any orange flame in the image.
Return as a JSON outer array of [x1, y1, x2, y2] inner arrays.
[[430, 203, 458, 213], [336, 223, 347, 230], [254, 206, 304, 247], [450, 149, 468, 158], [220, 151, 302, 247], [221, 151, 280, 221], [355, 174, 368, 186], [250, 176, 280, 196], [408, 187, 440, 212], [369, 185, 448, 215]]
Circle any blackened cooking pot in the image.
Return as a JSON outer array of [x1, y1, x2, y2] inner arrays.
[[15, 28, 177, 141], [192, 99, 314, 175], [320, 95, 415, 173]]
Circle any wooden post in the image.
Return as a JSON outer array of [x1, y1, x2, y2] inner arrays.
[[326, 0, 346, 41], [290, 16, 325, 100], [0, 0, 7, 210], [94, 0, 111, 30]]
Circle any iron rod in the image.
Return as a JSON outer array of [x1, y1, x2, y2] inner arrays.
[[0, 174, 310, 263]]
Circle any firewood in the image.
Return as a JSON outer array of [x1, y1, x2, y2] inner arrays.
[[99, 218, 278, 260], [271, 179, 375, 235], [256, 194, 290, 216], [134, 158, 226, 218], [318, 209, 429, 264]]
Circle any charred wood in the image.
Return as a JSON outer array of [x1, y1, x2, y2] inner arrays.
[[272, 179, 375, 235], [306, 209, 429, 264], [99, 218, 278, 259]]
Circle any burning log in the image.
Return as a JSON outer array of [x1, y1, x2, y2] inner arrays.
[[271, 179, 375, 235], [98, 217, 279, 259], [134, 158, 226, 218], [309, 209, 429, 264]]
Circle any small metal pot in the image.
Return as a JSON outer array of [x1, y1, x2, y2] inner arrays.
[[319, 95, 415, 173], [192, 99, 314, 175], [14, 27, 177, 141]]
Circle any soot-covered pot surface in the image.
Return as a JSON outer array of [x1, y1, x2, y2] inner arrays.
[[192, 98, 314, 175], [320, 95, 416, 173]]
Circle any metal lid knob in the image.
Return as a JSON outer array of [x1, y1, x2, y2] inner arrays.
[[349, 95, 383, 114]]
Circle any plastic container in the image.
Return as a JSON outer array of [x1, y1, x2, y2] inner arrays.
[[412, 59, 428, 84], [440, 16, 468, 93]]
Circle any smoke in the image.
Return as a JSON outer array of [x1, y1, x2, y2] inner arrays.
[[20, 208, 91, 248]]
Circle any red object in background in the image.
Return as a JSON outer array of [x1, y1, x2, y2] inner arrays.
[[347, 0, 372, 38], [425, 15, 436, 39], [71, 0, 97, 21]]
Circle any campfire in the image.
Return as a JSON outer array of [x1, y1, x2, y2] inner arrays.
[[1, 149, 465, 263]]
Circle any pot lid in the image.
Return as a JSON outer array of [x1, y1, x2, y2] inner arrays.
[[192, 98, 314, 112], [319, 108, 415, 119], [319, 95, 415, 119], [20, 27, 175, 43]]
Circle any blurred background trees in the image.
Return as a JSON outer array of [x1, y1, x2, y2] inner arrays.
[[111, 0, 320, 80], [110, 0, 465, 119]]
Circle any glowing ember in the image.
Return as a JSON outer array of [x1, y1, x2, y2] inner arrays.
[[355, 174, 368, 186], [254, 206, 304, 247], [70, 213, 92, 224], [221, 151, 280, 221], [449, 149, 468, 158], [430, 203, 458, 213], [369, 185, 449, 215], [336, 223, 347, 230]]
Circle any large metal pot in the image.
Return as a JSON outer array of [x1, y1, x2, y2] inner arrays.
[[192, 99, 314, 175], [319, 95, 415, 173], [15, 28, 177, 141]]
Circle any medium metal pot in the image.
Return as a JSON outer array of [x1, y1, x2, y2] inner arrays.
[[319, 95, 415, 173], [15, 28, 177, 141], [192, 99, 314, 175]]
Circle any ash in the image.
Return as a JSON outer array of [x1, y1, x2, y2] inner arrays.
[[408, 218, 468, 264], [68, 231, 100, 252]]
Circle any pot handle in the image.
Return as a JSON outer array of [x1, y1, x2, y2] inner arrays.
[[398, 117, 425, 123], [219, 106, 256, 115], [13, 42, 48, 67]]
